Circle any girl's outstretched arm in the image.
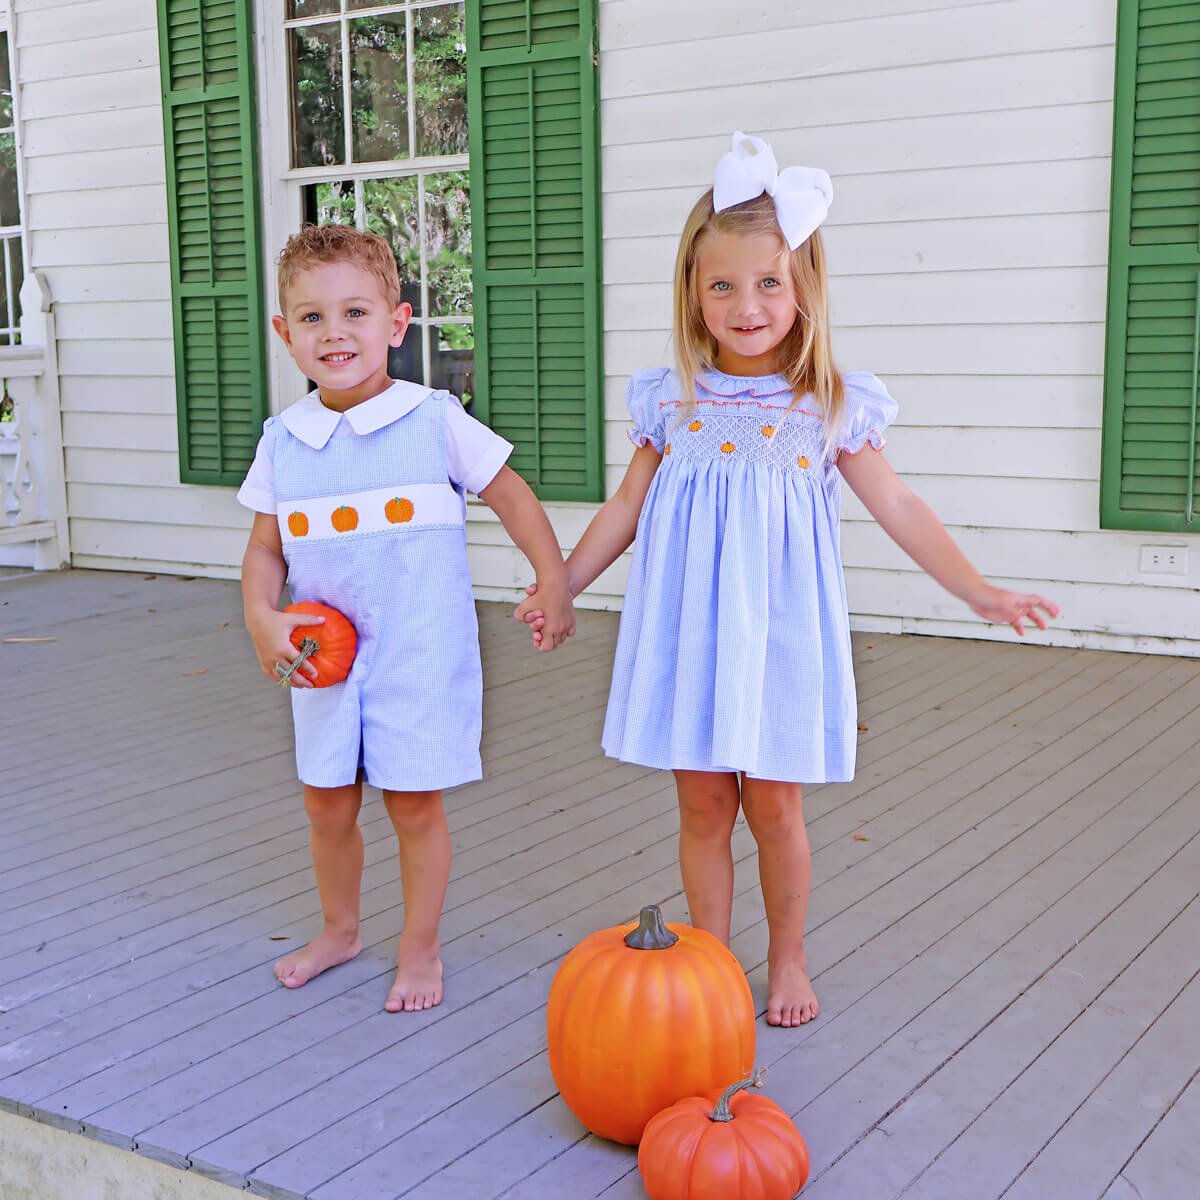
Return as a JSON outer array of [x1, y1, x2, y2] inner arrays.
[[838, 447, 1060, 636], [514, 443, 661, 640]]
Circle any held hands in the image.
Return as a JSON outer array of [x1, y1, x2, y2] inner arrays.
[[514, 580, 575, 651], [967, 585, 1060, 637], [247, 607, 326, 687]]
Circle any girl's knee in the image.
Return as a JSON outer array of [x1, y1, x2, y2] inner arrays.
[[303, 786, 361, 832], [384, 789, 444, 836]]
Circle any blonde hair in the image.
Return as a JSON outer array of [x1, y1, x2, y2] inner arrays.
[[277, 224, 402, 311], [672, 189, 845, 445]]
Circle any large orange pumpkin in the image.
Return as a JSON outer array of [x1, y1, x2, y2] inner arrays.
[[547, 905, 755, 1145], [638, 1069, 810, 1199], [385, 496, 414, 523], [287, 511, 309, 537], [276, 601, 357, 688]]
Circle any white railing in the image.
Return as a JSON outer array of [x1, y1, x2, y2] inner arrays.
[[0, 272, 67, 569]]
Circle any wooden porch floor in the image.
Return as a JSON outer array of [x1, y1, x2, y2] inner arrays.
[[2, 569, 1199, 1200]]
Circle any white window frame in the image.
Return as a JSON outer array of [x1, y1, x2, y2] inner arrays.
[[253, 0, 470, 415], [0, 2, 30, 348]]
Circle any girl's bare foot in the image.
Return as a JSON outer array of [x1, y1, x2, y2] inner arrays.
[[273, 927, 362, 989], [385, 935, 443, 1012], [766, 956, 819, 1027]]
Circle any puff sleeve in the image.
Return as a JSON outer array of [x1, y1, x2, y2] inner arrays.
[[837, 371, 898, 456], [625, 368, 671, 453]]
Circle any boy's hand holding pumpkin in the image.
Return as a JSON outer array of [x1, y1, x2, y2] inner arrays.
[[247, 606, 325, 687]]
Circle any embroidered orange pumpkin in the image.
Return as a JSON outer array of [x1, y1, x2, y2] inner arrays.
[[761, 425, 775, 438], [688, 420, 702, 432], [331, 505, 358, 532], [797, 456, 810, 469], [546, 905, 755, 1145], [287, 511, 309, 537], [720, 442, 736, 453], [278, 601, 357, 688], [385, 496, 414, 523], [664, 444, 672, 455], [638, 1069, 809, 1200]]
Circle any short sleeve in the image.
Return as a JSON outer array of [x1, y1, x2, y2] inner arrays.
[[236, 423, 277, 514], [837, 372, 898, 457], [444, 394, 514, 494], [626, 368, 671, 452]]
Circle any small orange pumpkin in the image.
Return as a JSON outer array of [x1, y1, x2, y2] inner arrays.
[[385, 496, 414, 523], [688, 420, 703, 432], [638, 1069, 810, 1200], [277, 601, 357, 688], [761, 425, 775, 438], [547, 905, 755, 1145], [797, 455, 810, 469], [720, 442, 736, 453], [287, 511, 309, 537], [331, 505, 359, 532]]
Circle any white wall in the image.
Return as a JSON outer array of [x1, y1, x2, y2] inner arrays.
[[581, 0, 1200, 654], [22, 0, 1200, 652]]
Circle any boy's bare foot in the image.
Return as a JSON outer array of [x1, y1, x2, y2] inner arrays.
[[766, 957, 819, 1027], [274, 927, 362, 989], [385, 936, 443, 1012]]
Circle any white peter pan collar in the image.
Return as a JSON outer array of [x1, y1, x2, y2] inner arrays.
[[280, 379, 434, 449]]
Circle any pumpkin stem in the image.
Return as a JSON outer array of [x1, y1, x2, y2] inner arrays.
[[623, 905, 679, 950], [708, 1067, 768, 1122], [276, 637, 319, 689]]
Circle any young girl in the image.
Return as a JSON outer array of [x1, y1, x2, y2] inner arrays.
[[517, 133, 1058, 1028], [240, 224, 574, 1013]]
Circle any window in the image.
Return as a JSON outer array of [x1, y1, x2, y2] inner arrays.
[[0, 20, 26, 347], [284, 0, 474, 403]]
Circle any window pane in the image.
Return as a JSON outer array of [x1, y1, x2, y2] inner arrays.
[[0, 237, 11, 346], [0, 33, 12, 128], [287, 0, 338, 17], [413, 4, 467, 156], [388, 328, 423, 385], [8, 235, 22, 343], [424, 171, 471, 317], [0, 132, 19, 227], [360, 175, 422, 315], [432, 323, 473, 408], [350, 14, 409, 162], [290, 24, 344, 167], [302, 179, 357, 227]]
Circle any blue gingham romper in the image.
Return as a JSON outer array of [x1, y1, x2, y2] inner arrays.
[[602, 367, 898, 784], [261, 388, 487, 792]]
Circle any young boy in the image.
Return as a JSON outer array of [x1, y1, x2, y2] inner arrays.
[[238, 224, 574, 1011]]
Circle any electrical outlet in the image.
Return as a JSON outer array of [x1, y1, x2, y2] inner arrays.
[[1139, 545, 1188, 575]]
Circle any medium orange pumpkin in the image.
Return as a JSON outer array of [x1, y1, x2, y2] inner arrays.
[[276, 601, 357, 688], [331, 505, 359, 532], [385, 496, 414, 523], [287, 511, 309, 537], [638, 1069, 809, 1200], [546, 905, 755, 1145]]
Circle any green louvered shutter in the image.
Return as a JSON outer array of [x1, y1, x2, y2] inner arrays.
[[465, 0, 603, 501], [156, 0, 269, 485], [1101, 0, 1200, 530]]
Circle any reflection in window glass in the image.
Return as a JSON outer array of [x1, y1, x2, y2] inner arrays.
[[0, 131, 17, 227], [413, 5, 468, 157], [432, 323, 473, 408], [351, 15, 409, 162], [361, 176, 422, 315], [0, 33, 11, 127], [424, 171, 471, 317], [289, 24, 344, 167], [304, 179, 356, 228], [287, 0, 338, 18]]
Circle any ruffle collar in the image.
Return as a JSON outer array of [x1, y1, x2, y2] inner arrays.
[[695, 369, 795, 401]]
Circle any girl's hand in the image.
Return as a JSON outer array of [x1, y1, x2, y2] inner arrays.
[[967, 586, 1060, 637], [246, 607, 325, 687], [529, 578, 575, 652]]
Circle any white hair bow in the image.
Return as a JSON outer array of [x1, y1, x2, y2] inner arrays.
[[712, 131, 833, 250]]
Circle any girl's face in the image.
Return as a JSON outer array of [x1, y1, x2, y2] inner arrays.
[[695, 230, 797, 376], [273, 260, 411, 408]]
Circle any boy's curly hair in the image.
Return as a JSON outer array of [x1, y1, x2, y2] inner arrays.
[[276, 224, 402, 311]]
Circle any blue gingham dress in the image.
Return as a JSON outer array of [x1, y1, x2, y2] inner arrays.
[[262, 390, 487, 792], [602, 368, 898, 783]]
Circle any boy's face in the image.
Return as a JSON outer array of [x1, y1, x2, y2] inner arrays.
[[273, 260, 412, 399]]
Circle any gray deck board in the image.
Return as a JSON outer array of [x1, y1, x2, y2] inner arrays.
[[2, 568, 1199, 1199]]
